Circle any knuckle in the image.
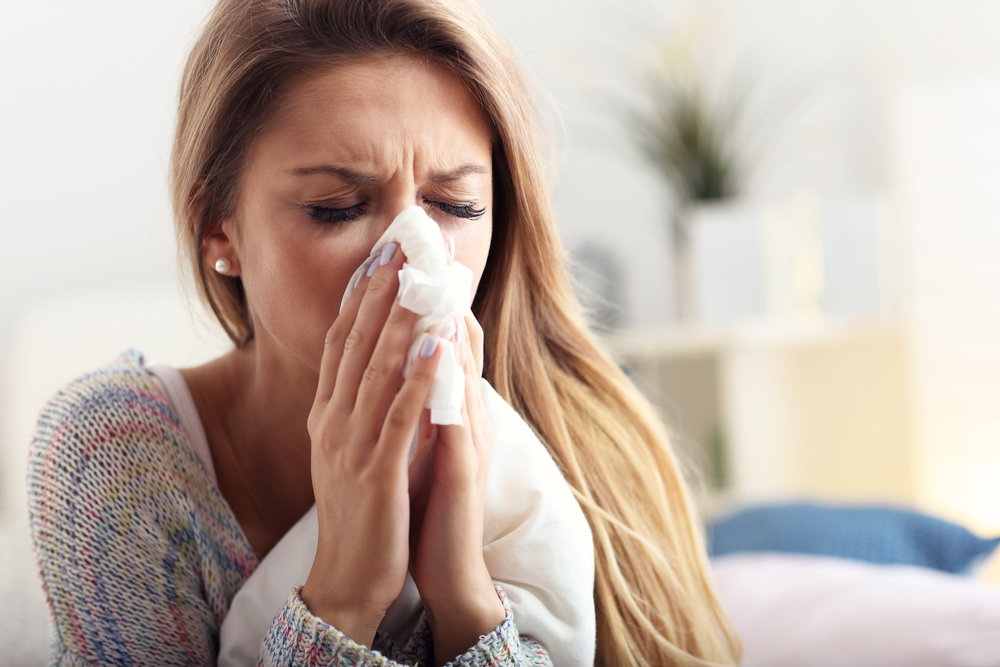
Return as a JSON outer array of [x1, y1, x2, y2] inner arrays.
[[307, 409, 321, 436], [343, 327, 366, 352], [362, 359, 392, 385], [385, 405, 412, 432], [325, 320, 345, 349], [307, 406, 344, 442], [408, 364, 436, 386], [385, 304, 411, 327], [366, 271, 393, 294], [469, 317, 484, 341]]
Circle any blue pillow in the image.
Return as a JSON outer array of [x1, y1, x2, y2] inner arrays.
[[707, 502, 1000, 574]]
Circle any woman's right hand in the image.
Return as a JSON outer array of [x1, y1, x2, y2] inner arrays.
[[300, 241, 442, 647]]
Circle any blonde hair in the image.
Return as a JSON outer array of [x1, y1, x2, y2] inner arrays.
[[171, 1, 741, 664]]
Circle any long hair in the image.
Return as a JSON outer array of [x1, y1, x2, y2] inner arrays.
[[170, 1, 742, 664]]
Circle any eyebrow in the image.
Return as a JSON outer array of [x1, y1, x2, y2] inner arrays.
[[288, 165, 383, 185], [288, 163, 490, 184], [428, 164, 490, 183]]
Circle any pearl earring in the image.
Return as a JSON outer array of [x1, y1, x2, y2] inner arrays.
[[215, 258, 230, 274]]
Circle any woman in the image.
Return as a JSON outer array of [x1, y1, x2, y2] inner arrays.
[[28, 0, 741, 665]]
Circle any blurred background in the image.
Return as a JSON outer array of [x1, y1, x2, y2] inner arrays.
[[3, 0, 1000, 658]]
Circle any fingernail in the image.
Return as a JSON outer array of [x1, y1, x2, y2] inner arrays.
[[380, 241, 397, 265], [447, 237, 455, 262], [366, 256, 379, 277], [420, 335, 439, 358], [437, 319, 456, 341]]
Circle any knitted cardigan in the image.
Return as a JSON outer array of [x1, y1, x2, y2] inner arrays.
[[27, 351, 551, 666]]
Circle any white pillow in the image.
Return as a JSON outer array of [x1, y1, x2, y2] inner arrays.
[[711, 553, 1000, 667]]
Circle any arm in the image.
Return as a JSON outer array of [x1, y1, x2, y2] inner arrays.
[[259, 585, 551, 667]]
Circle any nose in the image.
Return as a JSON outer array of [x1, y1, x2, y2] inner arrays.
[[377, 182, 424, 233], [377, 185, 444, 238], [373, 198, 453, 264]]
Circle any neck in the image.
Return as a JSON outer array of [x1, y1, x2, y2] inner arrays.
[[182, 336, 317, 557]]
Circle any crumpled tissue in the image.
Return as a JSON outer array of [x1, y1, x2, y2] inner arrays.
[[340, 205, 473, 426]]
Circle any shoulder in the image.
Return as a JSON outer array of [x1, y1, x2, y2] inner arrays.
[[25, 349, 237, 568], [28, 350, 190, 495], [27, 351, 253, 662], [32, 349, 177, 445], [26, 348, 219, 525], [27, 349, 237, 533]]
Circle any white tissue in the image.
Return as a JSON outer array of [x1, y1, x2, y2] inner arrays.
[[340, 206, 474, 426]]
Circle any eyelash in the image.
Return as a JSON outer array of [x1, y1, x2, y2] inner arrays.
[[307, 203, 367, 224], [424, 199, 487, 220], [306, 200, 486, 224]]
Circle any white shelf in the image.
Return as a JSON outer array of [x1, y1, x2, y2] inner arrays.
[[600, 317, 902, 360], [598, 317, 912, 510]]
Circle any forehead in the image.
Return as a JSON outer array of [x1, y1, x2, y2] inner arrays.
[[254, 54, 494, 174]]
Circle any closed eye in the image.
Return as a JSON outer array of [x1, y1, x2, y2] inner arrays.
[[425, 199, 486, 220], [307, 203, 367, 224]]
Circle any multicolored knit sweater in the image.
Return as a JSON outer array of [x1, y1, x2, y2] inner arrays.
[[27, 351, 551, 666]]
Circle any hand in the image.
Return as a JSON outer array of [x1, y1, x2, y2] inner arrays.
[[300, 243, 442, 647], [408, 314, 505, 665]]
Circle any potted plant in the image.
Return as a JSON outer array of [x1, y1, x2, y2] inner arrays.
[[627, 34, 750, 322]]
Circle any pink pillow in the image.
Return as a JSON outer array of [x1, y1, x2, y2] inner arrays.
[[712, 553, 1000, 667]]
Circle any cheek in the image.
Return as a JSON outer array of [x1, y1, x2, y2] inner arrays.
[[238, 223, 372, 367]]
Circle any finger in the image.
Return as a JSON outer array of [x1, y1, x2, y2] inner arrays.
[[462, 315, 485, 379], [377, 335, 442, 466], [459, 333, 481, 425], [444, 234, 456, 265], [434, 335, 477, 443], [414, 410, 434, 467], [455, 324, 492, 449], [353, 296, 419, 434], [435, 389, 480, 486], [333, 242, 406, 409], [408, 410, 435, 499], [314, 258, 372, 405]]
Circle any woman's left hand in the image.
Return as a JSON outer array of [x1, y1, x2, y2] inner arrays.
[[407, 313, 505, 665]]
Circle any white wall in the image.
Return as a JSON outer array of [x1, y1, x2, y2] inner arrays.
[[0, 1, 214, 315], [893, 77, 1000, 532], [6, 0, 1000, 333]]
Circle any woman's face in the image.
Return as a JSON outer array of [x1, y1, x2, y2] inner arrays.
[[213, 54, 494, 370]]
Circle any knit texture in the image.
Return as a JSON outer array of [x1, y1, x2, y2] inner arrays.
[[27, 351, 552, 666]]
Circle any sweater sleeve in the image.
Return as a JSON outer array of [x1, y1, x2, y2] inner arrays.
[[257, 585, 551, 667]]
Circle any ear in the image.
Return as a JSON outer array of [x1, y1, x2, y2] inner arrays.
[[202, 217, 242, 276]]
